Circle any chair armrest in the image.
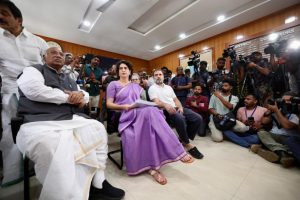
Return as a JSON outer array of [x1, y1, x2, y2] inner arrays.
[[11, 116, 24, 144]]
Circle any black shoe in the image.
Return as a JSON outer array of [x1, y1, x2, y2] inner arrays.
[[89, 180, 125, 200], [188, 147, 204, 159]]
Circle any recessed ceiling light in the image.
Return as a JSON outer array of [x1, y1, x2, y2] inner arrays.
[[217, 15, 225, 21], [202, 46, 208, 50], [178, 54, 185, 58], [289, 40, 300, 50], [78, 0, 116, 33], [236, 35, 243, 40], [285, 16, 297, 24], [154, 45, 161, 50], [179, 33, 186, 39], [268, 33, 278, 41], [83, 20, 91, 27]]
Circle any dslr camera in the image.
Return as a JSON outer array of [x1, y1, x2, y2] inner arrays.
[[267, 96, 300, 115], [238, 54, 253, 66], [219, 115, 235, 126], [222, 47, 236, 61], [264, 40, 287, 58]]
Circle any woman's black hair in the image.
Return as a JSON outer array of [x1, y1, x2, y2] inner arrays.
[[115, 60, 133, 80]]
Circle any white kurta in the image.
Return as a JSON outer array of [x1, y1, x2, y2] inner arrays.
[[16, 65, 108, 200], [61, 65, 79, 81], [0, 27, 48, 186]]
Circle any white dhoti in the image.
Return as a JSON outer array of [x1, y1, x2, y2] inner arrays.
[[0, 93, 23, 186], [16, 115, 108, 200]]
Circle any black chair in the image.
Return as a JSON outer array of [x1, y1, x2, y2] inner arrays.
[[11, 116, 31, 200], [106, 111, 123, 170]]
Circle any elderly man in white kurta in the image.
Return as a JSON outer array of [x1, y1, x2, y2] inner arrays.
[[16, 47, 125, 200], [0, 1, 48, 186]]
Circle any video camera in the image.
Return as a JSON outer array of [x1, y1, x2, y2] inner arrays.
[[222, 47, 236, 61], [188, 50, 201, 73], [238, 54, 253, 66], [267, 96, 300, 115], [264, 40, 287, 58]]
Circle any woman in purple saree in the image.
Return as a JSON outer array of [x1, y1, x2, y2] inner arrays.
[[106, 60, 193, 185]]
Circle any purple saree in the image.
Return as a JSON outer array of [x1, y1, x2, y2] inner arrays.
[[106, 81, 186, 175]]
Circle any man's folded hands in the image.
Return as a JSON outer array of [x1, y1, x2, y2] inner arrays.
[[65, 90, 86, 108]]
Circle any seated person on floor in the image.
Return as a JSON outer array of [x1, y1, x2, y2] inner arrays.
[[148, 69, 204, 159], [106, 60, 194, 185], [251, 92, 299, 168], [16, 47, 125, 200], [223, 94, 267, 148], [185, 83, 209, 136], [284, 92, 300, 164], [208, 79, 246, 142]]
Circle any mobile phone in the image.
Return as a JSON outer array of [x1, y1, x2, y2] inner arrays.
[[248, 117, 254, 124]]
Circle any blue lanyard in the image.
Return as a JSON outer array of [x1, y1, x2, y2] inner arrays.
[[245, 106, 257, 119]]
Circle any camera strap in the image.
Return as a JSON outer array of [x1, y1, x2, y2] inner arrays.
[[228, 94, 232, 103], [244, 106, 257, 119]]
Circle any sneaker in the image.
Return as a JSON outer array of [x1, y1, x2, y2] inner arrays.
[[257, 148, 279, 163], [250, 144, 262, 154], [188, 147, 204, 159], [89, 180, 125, 200]]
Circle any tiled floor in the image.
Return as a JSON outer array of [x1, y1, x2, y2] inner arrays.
[[1, 135, 300, 200]]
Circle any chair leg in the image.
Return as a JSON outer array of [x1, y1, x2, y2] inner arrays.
[[24, 156, 30, 200], [120, 141, 123, 169], [107, 140, 123, 170]]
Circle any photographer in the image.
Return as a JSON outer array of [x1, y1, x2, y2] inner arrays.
[[208, 79, 239, 142], [251, 92, 298, 168], [223, 94, 267, 148], [272, 51, 300, 96], [192, 61, 210, 98], [208, 57, 232, 93], [170, 66, 192, 105], [282, 94, 300, 164], [245, 51, 272, 105]]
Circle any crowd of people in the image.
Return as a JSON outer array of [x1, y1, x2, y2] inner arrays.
[[0, 0, 300, 200]]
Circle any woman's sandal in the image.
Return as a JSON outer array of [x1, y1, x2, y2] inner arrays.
[[148, 170, 167, 185], [180, 154, 194, 163]]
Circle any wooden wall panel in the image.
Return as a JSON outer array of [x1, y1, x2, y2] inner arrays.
[[149, 3, 300, 72], [39, 35, 150, 73]]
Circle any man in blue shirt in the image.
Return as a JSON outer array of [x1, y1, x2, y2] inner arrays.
[[171, 66, 192, 105]]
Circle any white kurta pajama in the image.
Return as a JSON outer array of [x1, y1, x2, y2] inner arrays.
[[0, 27, 48, 186], [16, 67, 108, 200]]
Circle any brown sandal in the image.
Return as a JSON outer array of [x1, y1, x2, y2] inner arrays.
[[180, 154, 194, 163], [148, 170, 167, 185]]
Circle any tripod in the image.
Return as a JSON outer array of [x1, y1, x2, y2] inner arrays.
[[271, 63, 289, 99], [240, 69, 255, 98]]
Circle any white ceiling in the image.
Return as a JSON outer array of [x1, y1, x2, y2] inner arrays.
[[13, 0, 299, 60]]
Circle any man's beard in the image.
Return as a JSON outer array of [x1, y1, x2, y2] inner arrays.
[[155, 78, 163, 85], [221, 88, 229, 93], [194, 92, 200, 96]]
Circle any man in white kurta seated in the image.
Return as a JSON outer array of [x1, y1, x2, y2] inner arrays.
[[16, 47, 125, 200]]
